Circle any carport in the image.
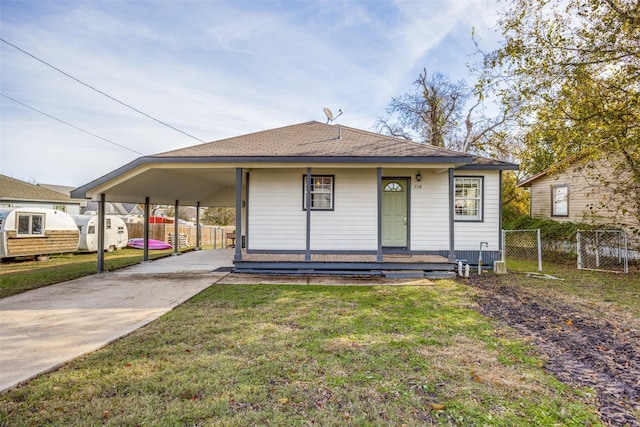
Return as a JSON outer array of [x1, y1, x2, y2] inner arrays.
[[71, 157, 245, 272]]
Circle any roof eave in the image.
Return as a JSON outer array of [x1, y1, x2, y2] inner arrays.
[[457, 164, 519, 171], [71, 155, 475, 198]]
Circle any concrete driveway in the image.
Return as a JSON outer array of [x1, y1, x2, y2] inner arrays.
[[0, 249, 233, 393]]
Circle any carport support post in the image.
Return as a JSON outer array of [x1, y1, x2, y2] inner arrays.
[[195, 201, 201, 250], [234, 168, 242, 262], [97, 193, 105, 273], [144, 197, 150, 261], [173, 200, 180, 255]]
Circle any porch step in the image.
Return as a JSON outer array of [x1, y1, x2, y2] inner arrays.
[[424, 271, 457, 280], [382, 270, 425, 279]]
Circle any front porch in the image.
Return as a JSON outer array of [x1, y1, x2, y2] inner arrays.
[[233, 252, 457, 278]]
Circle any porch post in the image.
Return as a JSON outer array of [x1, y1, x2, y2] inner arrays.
[[448, 168, 456, 262], [173, 200, 180, 255], [305, 168, 312, 261], [234, 168, 243, 262], [144, 197, 150, 261], [377, 167, 383, 261], [498, 170, 503, 255], [97, 193, 105, 273], [195, 201, 201, 250]]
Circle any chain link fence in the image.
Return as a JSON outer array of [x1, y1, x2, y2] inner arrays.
[[577, 230, 629, 273], [502, 229, 543, 273]]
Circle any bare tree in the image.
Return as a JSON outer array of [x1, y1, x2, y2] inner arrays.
[[376, 68, 513, 158]]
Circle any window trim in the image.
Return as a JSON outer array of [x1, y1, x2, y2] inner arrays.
[[454, 176, 484, 222], [551, 184, 569, 217], [16, 212, 45, 236], [302, 175, 335, 211]]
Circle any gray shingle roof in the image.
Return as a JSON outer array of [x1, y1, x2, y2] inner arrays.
[[155, 122, 460, 158], [0, 174, 74, 202]]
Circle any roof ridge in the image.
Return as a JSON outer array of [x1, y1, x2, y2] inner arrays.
[[154, 121, 323, 156]]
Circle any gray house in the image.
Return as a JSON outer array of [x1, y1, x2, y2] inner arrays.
[[72, 121, 518, 275]]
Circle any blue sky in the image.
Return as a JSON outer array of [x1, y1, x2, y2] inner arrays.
[[1, 0, 505, 187]]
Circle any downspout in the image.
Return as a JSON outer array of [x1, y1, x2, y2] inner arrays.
[[97, 193, 105, 273]]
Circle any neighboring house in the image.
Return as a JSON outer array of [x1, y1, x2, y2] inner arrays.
[[518, 154, 639, 245], [72, 121, 518, 275], [82, 201, 144, 223], [0, 174, 82, 214]]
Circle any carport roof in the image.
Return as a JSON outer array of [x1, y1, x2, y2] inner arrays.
[[71, 121, 518, 205]]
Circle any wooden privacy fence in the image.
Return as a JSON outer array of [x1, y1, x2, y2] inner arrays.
[[126, 223, 236, 248]]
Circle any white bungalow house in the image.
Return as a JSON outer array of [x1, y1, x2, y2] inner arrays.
[[71, 121, 518, 276]]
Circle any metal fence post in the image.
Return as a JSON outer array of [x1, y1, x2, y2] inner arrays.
[[577, 231, 582, 270], [537, 228, 542, 272], [623, 232, 629, 274], [595, 230, 601, 269]]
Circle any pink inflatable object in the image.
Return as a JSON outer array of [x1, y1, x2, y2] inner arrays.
[[127, 238, 173, 250]]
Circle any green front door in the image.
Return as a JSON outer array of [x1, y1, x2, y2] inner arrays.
[[382, 179, 408, 247]]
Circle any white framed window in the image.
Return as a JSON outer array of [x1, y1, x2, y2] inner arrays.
[[552, 184, 568, 217], [454, 177, 483, 221], [303, 175, 334, 210], [17, 213, 45, 236]]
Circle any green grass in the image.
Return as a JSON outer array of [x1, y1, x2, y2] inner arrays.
[[0, 247, 198, 299], [0, 282, 603, 426], [501, 263, 640, 322]]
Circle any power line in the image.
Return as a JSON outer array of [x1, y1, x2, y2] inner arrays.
[[1, 38, 206, 143], [1, 93, 144, 155]]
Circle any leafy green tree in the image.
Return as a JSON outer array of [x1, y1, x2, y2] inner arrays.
[[502, 171, 530, 222], [480, 0, 640, 224]]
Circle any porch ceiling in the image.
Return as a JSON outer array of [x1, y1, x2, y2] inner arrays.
[[74, 167, 237, 207]]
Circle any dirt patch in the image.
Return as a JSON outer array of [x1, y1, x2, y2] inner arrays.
[[467, 275, 640, 426]]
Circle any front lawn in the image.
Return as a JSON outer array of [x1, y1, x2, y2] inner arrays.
[[0, 282, 603, 426]]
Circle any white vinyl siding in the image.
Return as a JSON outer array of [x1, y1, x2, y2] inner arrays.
[[248, 169, 307, 250], [410, 170, 449, 251], [310, 169, 377, 250], [248, 169, 377, 251], [454, 171, 501, 250]]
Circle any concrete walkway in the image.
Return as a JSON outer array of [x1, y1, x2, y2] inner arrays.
[[0, 249, 234, 393]]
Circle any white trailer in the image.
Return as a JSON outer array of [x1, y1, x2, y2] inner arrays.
[[0, 208, 79, 259], [71, 215, 128, 252]]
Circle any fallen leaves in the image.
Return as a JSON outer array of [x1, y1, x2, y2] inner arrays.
[[430, 403, 446, 411]]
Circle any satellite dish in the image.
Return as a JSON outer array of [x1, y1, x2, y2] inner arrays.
[[323, 107, 343, 123], [323, 107, 334, 123]]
